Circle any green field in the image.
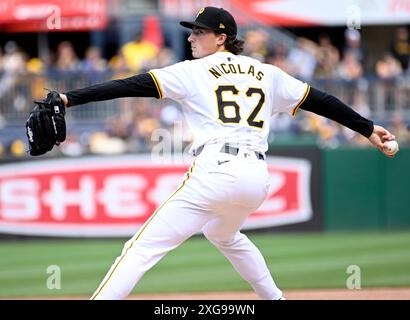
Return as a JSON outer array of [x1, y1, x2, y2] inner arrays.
[[0, 231, 409, 298]]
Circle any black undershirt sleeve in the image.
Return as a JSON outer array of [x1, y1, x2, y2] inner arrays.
[[65, 73, 159, 107], [299, 86, 374, 138]]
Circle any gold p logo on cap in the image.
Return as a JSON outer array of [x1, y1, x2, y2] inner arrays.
[[196, 8, 205, 18]]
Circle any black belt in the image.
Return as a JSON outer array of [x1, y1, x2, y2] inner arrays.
[[195, 144, 265, 160]]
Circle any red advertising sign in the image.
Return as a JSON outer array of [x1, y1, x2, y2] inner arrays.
[[0, 155, 311, 237], [0, 0, 108, 32], [159, 0, 410, 26]]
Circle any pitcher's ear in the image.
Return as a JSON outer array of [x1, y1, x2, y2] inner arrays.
[[216, 33, 227, 46]]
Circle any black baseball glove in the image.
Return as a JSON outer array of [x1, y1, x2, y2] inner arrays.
[[25, 90, 66, 156]]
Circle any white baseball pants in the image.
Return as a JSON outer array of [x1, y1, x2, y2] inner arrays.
[[91, 144, 283, 300]]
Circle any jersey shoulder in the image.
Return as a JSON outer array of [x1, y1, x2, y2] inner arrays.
[[263, 63, 285, 74], [152, 59, 194, 77], [235, 54, 268, 66], [260, 62, 292, 83], [233, 55, 277, 74]]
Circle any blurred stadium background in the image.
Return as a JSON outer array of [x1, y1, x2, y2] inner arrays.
[[0, 0, 409, 299]]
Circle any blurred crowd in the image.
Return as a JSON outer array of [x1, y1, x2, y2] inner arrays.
[[244, 26, 410, 149], [0, 25, 409, 158], [249, 26, 410, 81]]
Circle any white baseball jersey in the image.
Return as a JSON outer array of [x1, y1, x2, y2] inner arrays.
[[92, 51, 303, 301], [150, 51, 309, 154]]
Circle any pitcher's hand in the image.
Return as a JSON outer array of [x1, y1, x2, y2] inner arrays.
[[368, 125, 397, 158]]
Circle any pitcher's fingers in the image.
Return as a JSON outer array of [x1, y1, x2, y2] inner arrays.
[[382, 133, 395, 140]]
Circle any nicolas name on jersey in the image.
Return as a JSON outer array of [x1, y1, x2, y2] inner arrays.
[[209, 62, 264, 81]]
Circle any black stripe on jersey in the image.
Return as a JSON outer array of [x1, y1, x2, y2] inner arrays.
[[148, 71, 164, 99], [292, 85, 310, 116]]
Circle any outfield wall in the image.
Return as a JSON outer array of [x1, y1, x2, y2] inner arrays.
[[0, 147, 408, 237], [268, 146, 410, 231], [322, 147, 410, 231], [0, 153, 319, 237]]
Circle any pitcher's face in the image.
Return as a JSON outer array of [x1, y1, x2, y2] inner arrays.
[[188, 27, 226, 58]]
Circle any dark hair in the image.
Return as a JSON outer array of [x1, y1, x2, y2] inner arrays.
[[216, 33, 245, 55]]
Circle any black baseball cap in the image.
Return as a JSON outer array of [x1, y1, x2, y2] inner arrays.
[[180, 7, 237, 38]]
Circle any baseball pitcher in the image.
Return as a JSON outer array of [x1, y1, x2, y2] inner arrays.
[[26, 7, 397, 300]]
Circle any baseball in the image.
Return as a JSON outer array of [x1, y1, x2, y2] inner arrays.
[[384, 140, 399, 155]]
